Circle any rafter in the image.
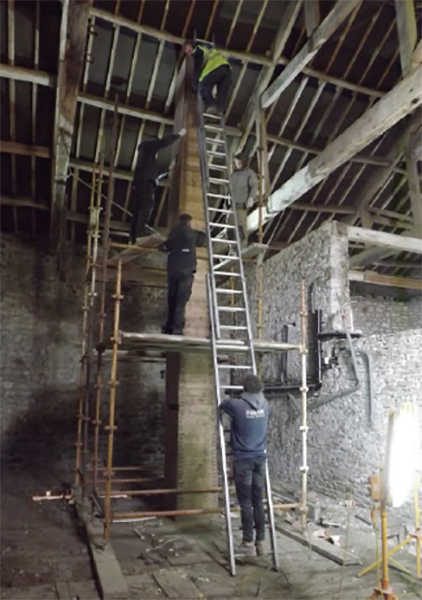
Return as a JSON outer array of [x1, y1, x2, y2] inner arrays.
[[247, 65, 422, 233], [395, 0, 421, 230], [237, 0, 304, 152], [261, 0, 362, 109], [51, 0, 92, 265]]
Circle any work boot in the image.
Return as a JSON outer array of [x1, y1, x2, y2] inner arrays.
[[255, 541, 266, 556], [172, 329, 183, 336], [161, 325, 172, 335], [204, 104, 218, 116], [236, 541, 255, 557]]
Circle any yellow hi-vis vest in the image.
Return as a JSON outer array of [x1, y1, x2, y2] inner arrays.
[[195, 45, 230, 81]]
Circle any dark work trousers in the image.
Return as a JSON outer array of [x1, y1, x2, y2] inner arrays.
[[233, 457, 266, 543], [129, 179, 156, 242], [165, 274, 194, 333], [199, 65, 231, 112]]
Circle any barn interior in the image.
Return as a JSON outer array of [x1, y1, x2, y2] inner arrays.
[[1, 1, 422, 599]]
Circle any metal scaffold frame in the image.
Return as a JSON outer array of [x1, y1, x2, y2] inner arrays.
[[73, 108, 309, 548]]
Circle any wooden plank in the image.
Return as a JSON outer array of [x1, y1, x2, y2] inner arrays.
[[73, 490, 129, 600], [346, 225, 422, 254], [349, 270, 422, 290], [152, 569, 203, 599], [51, 0, 92, 264], [304, 0, 320, 37], [237, 0, 304, 151], [395, 0, 421, 230], [261, 0, 362, 108], [1, 196, 49, 210], [248, 65, 422, 233], [275, 522, 360, 566], [0, 141, 50, 158], [0, 63, 55, 87], [395, 0, 417, 77], [55, 582, 71, 600], [108, 233, 165, 264]]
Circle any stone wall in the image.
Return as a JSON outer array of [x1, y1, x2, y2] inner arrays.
[[0, 235, 167, 468], [351, 293, 422, 335], [248, 222, 422, 516]]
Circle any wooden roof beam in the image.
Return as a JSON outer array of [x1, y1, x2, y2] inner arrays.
[[261, 0, 362, 109], [349, 270, 422, 290], [236, 0, 304, 152], [0, 63, 55, 87], [395, 0, 422, 231], [50, 0, 92, 270], [247, 65, 422, 234], [90, 6, 382, 101]]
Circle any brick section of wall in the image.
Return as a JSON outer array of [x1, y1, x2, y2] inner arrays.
[[351, 294, 422, 335], [0, 235, 167, 469]]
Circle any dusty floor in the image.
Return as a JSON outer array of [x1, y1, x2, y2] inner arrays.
[[1, 465, 421, 600], [1, 463, 100, 599], [109, 502, 422, 600]]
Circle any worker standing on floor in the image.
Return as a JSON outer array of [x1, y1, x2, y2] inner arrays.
[[129, 128, 186, 243], [230, 153, 258, 248], [219, 375, 269, 556], [183, 40, 232, 116], [161, 213, 206, 335]]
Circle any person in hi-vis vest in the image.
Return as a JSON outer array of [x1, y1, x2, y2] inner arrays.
[[184, 40, 231, 116]]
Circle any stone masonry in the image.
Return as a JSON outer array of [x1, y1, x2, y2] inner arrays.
[[247, 222, 422, 518]]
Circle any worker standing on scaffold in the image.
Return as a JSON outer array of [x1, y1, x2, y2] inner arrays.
[[183, 39, 231, 116], [129, 128, 186, 243], [160, 213, 206, 335]]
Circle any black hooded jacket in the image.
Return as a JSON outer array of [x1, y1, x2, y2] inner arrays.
[[164, 223, 206, 278], [133, 134, 181, 185]]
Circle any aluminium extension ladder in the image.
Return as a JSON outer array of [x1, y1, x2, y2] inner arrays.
[[197, 109, 279, 576]]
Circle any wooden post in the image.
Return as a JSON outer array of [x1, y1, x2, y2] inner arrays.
[[164, 59, 218, 510]]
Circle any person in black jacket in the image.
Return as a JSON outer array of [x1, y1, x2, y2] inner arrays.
[[129, 129, 186, 243], [219, 374, 269, 557], [161, 213, 206, 335]]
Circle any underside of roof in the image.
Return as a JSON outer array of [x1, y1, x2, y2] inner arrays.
[[0, 0, 421, 281]]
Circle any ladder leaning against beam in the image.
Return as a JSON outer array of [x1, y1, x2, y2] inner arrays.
[[197, 108, 279, 576]]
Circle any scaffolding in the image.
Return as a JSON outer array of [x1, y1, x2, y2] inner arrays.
[[74, 112, 309, 545]]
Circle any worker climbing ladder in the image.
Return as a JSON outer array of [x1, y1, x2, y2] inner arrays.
[[197, 109, 279, 576]]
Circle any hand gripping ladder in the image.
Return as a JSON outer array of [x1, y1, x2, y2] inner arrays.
[[197, 109, 279, 576]]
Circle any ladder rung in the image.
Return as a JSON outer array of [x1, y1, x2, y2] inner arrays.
[[204, 124, 223, 132], [213, 254, 240, 260], [210, 223, 236, 229], [204, 113, 221, 120], [207, 193, 231, 199], [209, 164, 227, 171], [220, 325, 248, 330], [218, 364, 251, 369], [210, 177, 230, 184], [216, 288, 242, 293], [218, 307, 245, 312], [221, 385, 243, 390], [208, 210, 232, 216], [207, 150, 226, 157], [211, 238, 237, 244], [205, 138, 225, 145], [213, 271, 241, 277]]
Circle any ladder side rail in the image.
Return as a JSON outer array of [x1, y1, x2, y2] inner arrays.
[[221, 123, 257, 375], [265, 461, 279, 571], [206, 274, 236, 576], [197, 111, 221, 338]]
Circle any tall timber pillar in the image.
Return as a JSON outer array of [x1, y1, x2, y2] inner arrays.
[[164, 58, 218, 509]]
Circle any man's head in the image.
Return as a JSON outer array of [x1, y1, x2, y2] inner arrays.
[[243, 374, 263, 394], [179, 213, 193, 228], [184, 40, 194, 56], [234, 153, 247, 171]]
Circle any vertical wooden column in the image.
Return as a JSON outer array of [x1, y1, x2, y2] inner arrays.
[[164, 59, 218, 510]]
